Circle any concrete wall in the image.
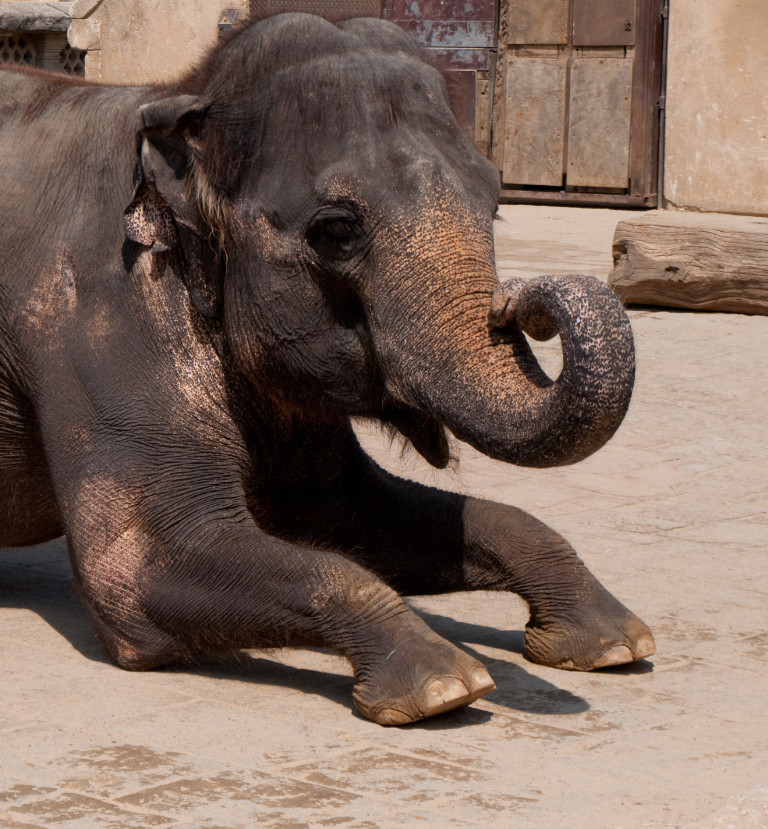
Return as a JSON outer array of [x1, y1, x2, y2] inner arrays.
[[68, 0, 248, 85], [664, 0, 768, 215]]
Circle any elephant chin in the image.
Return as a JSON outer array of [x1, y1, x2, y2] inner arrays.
[[382, 405, 451, 469]]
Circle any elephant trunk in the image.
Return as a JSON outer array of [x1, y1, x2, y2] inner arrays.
[[372, 260, 635, 469], [470, 273, 634, 467]]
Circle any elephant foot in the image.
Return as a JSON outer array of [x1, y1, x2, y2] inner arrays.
[[523, 586, 655, 671], [352, 619, 495, 725]]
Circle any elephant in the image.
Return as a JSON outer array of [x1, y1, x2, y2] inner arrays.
[[0, 13, 654, 725]]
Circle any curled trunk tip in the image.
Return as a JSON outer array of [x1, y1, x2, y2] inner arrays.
[[409, 274, 636, 469]]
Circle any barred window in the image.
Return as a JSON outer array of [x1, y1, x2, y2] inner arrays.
[[0, 32, 85, 76], [0, 33, 37, 66]]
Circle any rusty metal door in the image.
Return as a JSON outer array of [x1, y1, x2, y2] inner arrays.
[[249, 0, 382, 22], [492, 0, 666, 206]]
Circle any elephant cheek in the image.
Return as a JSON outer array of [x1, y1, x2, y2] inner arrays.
[[278, 328, 372, 409]]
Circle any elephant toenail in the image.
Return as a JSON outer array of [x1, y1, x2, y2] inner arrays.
[[376, 708, 413, 726], [470, 667, 496, 696], [426, 677, 468, 707], [634, 634, 656, 659], [593, 645, 633, 669]]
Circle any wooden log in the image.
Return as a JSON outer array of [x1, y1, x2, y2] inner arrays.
[[608, 210, 768, 314]]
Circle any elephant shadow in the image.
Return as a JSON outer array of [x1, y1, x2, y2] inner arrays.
[[0, 538, 606, 724]]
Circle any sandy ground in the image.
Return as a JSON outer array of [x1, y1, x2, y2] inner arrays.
[[2, 205, 767, 828]]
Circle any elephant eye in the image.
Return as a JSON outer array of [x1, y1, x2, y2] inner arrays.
[[308, 209, 363, 262], [325, 219, 357, 241]]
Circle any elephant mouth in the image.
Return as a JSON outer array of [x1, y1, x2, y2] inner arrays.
[[380, 402, 450, 469]]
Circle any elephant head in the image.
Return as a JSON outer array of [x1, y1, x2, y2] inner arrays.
[[125, 14, 634, 469]]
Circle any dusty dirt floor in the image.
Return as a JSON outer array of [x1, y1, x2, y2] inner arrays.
[[2, 205, 768, 828]]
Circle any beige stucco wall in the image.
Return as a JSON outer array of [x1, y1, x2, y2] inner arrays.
[[664, 0, 768, 215], [68, 0, 248, 85]]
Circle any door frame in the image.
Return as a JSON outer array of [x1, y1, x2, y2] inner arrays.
[[492, 0, 667, 207]]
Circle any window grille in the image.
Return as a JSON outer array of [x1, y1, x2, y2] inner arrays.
[[0, 32, 85, 75], [58, 42, 85, 76], [0, 33, 37, 66]]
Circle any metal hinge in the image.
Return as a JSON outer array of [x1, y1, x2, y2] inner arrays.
[[661, 0, 669, 19], [657, 95, 666, 110], [218, 9, 242, 37]]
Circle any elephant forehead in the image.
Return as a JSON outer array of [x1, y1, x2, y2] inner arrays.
[[257, 65, 441, 154], [202, 18, 499, 215]]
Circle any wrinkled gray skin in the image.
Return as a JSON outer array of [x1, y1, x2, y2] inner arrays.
[[0, 15, 654, 725]]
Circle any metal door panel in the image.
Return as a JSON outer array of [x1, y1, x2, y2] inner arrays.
[[566, 58, 633, 187], [502, 58, 567, 186], [505, 0, 568, 44], [572, 0, 636, 46], [444, 70, 478, 146]]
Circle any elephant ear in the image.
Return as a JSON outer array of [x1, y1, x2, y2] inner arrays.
[[124, 180, 177, 253], [125, 95, 224, 319]]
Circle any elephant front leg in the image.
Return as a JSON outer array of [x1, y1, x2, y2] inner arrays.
[[62, 480, 495, 725], [113, 529, 493, 724], [460, 498, 655, 670]]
